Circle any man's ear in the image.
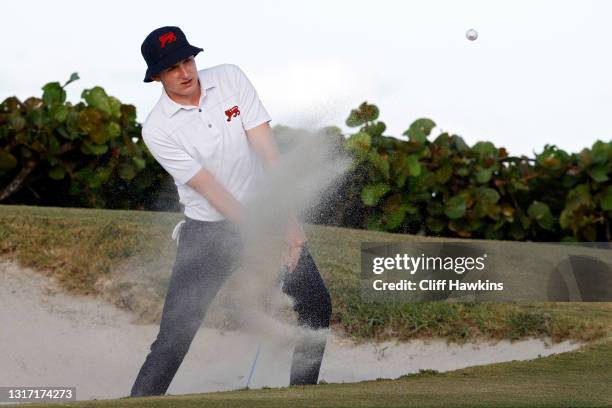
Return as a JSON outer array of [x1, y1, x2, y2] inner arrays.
[[151, 75, 161, 82]]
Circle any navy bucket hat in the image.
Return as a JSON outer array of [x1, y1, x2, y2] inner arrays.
[[141, 26, 203, 83]]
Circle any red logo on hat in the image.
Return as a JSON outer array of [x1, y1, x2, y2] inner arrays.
[[159, 32, 177, 48], [225, 106, 240, 122]]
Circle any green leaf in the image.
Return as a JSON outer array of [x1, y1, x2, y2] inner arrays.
[[363, 122, 386, 137], [0, 150, 18, 170], [559, 209, 571, 230], [406, 154, 421, 177], [108, 97, 122, 120], [455, 166, 470, 177], [448, 220, 472, 237], [96, 167, 112, 183], [427, 201, 444, 216], [106, 122, 121, 139], [433, 132, 450, 145], [81, 141, 108, 155], [48, 166, 66, 180], [361, 183, 390, 206], [451, 135, 470, 152], [23, 97, 42, 110], [345, 103, 379, 127], [395, 160, 411, 189], [478, 188, 500, 204], [444, 195, 467, 219], [520, 213, 531, 229], [527, 201, 554, 231], [601, 187, 612, 211], [578, 148, 592, 168], [367, 151, 390, 179], [48, 135, 60, 153], [511, 179, 529, 191], [591, 141, 609, 164], [1, 96, 21, 111], [63, 72, 80, 87], [90, 129, 109, 145], [384, 211, 405, 230], [8, 112, 26, 131], [510, 223, 527, 240], [82, 87, 111, 116], [434, 165, 453, 184], [42, 82, 66, 107], [588, 164, 609, 182], [346, 110, 365, 127], [344, 132, 371, 155], [321, 126, 343, 138], [77, 108, 104, 134], [475, 167, 493, 184], [132, 156, 146, 170], [120, 104, 137, 125], [403, 118, 436, 144], [485, 224, 504, 240], [426, 217, 445, 233], [360, 103, 379, 122], [565, 184, 592, 212], [15, 132, 29, 144], [25, 109, 44, 128], [582, 225, 597, 241], [366, 214, 384, 230], [118, 163, 136, 181], [52, 105, 70, 123], [472, 141, 497, 158]]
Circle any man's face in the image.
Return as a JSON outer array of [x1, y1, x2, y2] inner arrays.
[[152, 55, 199, 100]]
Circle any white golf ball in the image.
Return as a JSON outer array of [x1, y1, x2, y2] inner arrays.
[[466, 29, 478, 41]]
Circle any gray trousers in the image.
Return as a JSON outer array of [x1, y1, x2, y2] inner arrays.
[[130, 216, 332, 397]]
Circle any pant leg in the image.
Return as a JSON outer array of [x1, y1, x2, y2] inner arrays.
[[130, 219, 242, 397], [281, 244, 332, 385]]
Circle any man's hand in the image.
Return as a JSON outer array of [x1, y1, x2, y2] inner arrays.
[[285, 215, 307, 272]]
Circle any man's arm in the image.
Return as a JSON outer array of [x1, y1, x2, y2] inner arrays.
[[142, 124, 244, 224], [246, 122, 306, 270], [244, 122, 279, 169], [186, 169, 243, 224], [185, 123, 277, 225]]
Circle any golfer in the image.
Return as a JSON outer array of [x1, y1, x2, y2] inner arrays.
[[130, 26, 332, 397]]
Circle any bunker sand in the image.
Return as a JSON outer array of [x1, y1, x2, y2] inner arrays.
[[0, 260, 582, 401]]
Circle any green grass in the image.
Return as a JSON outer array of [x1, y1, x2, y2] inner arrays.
[[2, 204, 611, 407], [1, 204, 611, 344], [7, 339, 612, 407]]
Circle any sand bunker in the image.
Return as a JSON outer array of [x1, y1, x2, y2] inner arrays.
[[0, 259, 582, 401]]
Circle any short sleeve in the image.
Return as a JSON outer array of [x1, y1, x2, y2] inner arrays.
[[231, 65, 272, 130], [142, 126, 202, 185]]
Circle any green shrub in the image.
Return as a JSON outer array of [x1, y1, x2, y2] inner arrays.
[[340, 102, 611, 241], [0, 74, 177, 210]]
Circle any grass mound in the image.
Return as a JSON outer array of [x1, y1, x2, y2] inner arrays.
[[1, 204, 611, 344]]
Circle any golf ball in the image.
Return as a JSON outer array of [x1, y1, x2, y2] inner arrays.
[[466, 29, 478, 41]]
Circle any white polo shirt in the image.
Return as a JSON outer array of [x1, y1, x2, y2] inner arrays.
[[142, 64, 272, 221]]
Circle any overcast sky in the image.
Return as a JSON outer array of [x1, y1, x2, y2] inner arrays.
[[2, 0, 611, 156]]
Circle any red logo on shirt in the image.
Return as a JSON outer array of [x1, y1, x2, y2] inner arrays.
[[225, 106, 240, 122], [159, 32, 177, 48]]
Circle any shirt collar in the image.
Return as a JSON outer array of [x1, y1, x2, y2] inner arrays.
[[160, 70, 216, 118]]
